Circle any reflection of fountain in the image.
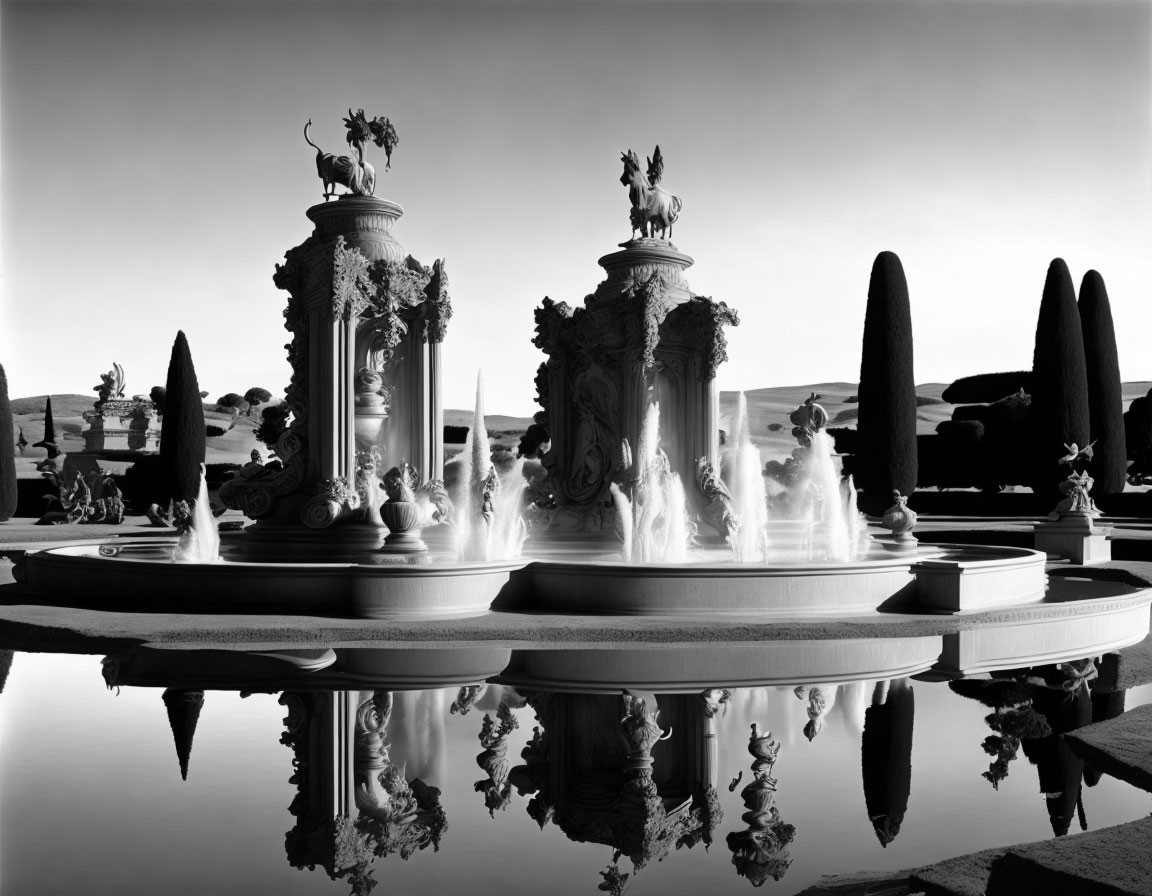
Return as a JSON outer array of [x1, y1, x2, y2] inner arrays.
[[506, 689, 722, 879], [455, 372, 528, 562], [280, 689, 447, 895], [726, 724, 796, 886]]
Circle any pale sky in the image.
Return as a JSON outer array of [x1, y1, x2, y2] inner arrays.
[[2, 0, 1150, 414]]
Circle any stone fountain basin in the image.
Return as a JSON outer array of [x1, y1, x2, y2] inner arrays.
[[22, 541, 1049, 619], [525, 544, 1048, 616], [23, 543, 528, 619]]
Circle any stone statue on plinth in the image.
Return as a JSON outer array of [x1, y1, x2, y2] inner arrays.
[[620, 145, 682, 241], [94, 362, 126, 406], [304, 109, 398, 201], [1035, 441, 1111, 564]]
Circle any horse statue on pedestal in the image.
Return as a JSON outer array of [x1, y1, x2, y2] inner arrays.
[[620, 146, 682, 240]]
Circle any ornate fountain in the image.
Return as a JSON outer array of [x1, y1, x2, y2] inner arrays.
[[17, 123, 1152, 644], [532, 146, 738, 535], [220, 110, 451, 561]]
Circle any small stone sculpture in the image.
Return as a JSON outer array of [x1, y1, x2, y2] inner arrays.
[[1049, 443, 1102, 519], [93, 362, 126, 405], [304, 109, 398, 200], [880, 490, 917, 537], [788, 393, 829, 449], [620, 146, 682, 240]]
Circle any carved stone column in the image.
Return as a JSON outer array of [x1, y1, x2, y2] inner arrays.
[[220, 196, 451, 560]]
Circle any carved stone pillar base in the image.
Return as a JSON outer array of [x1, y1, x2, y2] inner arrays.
[[222, 521, 386, 563], [1034, 514, 1112, 565]]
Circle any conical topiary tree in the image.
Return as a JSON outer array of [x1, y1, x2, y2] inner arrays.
[[855, 251, 918, 515], [159, 331, 206, 505], [1030, 259, 1090, 499], [32, 395, 58, 458], [0, 365, 15, 521], [1078, 270, 1126, 495]]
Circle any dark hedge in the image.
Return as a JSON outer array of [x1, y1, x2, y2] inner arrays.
[[159, 331, 206, 505], [1029, 259, 1089, 498], [1078, 270, 1126, 494], [0, 365, 15, 521], [855, 251, 918, 514]]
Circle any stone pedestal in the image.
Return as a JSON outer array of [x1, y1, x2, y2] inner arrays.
[[219, 195, 450, 557], [1034, 514, 1112, 565], [533, 238, 737, 534], [81, 398, 160, 452]]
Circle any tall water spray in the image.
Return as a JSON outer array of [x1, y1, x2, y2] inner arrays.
[[786, 429, 868, 562], [173, 465, 220, 563], [725, 393, 770, 562], [455, 371, 527, 562], [612, 404, 692, 563]]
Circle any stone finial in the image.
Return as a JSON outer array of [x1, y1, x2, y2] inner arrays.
[[880, 489, 917, 537]]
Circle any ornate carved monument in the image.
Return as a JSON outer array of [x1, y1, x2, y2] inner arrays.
[[220, 112, 451, 558], [532, 147, 738, 533], [81, 362, 160, 453]]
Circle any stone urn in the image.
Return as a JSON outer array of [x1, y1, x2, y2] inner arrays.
[[380, 500, 427, 553]]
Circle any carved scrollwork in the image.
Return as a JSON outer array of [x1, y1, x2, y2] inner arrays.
[[422, 259, 452, 343], [332, 237, 373, 321], [301, 476, 359, 529], [662, 297, 740, 382]]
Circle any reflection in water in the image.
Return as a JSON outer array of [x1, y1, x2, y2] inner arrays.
[[725, 724, 796, 885], [279, 690, 446, 895], [951, 658, 1123, 837], [475, 702, 519, 816], [44, 644, 1148, 894], [161, 688, 204, 781], [793, 684, 836, 741], [508, 690, 724, 889], [861, 678, 915, 847]]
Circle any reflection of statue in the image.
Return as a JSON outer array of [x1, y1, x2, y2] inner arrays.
[[726, 724, 795, 886], [793, 685, 832, 741], [620, 146, 682, 240], [474, 703, 519, 817]]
